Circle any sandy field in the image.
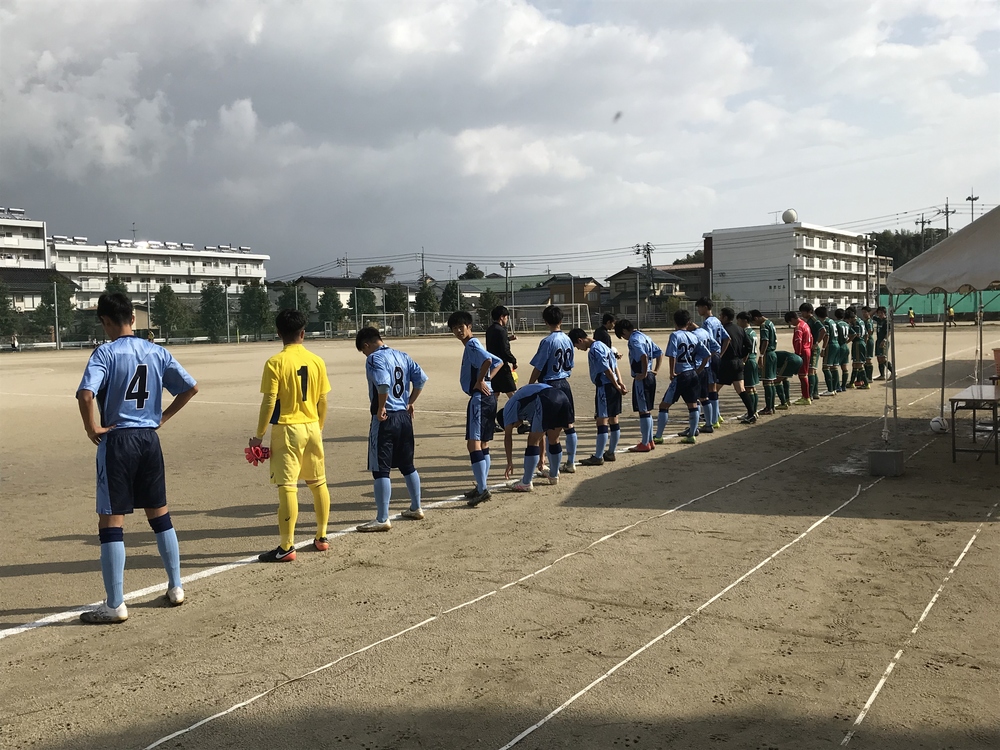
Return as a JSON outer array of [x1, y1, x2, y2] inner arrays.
[[1, 323, 998, 750]]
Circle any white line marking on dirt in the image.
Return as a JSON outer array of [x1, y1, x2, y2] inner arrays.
[[138, 419, 884, 749], [840, 500, 999, 746]]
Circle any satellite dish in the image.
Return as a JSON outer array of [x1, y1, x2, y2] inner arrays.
[[782, 209, 798, 223]]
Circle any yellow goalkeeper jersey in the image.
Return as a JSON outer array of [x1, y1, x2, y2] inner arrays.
[[260, 343, 331, 425]]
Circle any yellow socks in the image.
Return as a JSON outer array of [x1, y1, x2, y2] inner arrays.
[[278, 485, 298, 550], [308, 480, 330, 539]]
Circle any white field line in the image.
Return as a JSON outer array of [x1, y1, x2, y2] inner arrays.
[[139, 418, 882, 749], [496, 440, 937, 750], [840, 501, 999, 746]]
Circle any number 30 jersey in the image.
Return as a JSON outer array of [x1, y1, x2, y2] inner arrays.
[[77, 335, 197, 429], [260, 342, 331, 425], [366, 345, 428, 413], [530, 331, 574, 381]]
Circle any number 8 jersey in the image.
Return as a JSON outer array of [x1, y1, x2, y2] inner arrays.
[[366, 345, 428, 413], [260, 342, 331, 425], [77, 335, 197, 429]]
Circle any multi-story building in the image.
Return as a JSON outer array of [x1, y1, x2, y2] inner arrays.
[[704, 212, 889, 313], [0, 207, 53, 311], [654, 262, 709, 300]]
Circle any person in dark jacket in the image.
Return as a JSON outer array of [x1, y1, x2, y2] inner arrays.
[[593, 313, 621, 359], [486, 306, 525, 431]]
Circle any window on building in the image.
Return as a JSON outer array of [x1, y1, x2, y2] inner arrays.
[[832, 260, 840, 270], [553, 293, 566, 303], [587, 291, 598, 301], [833, 279, 841, 289], [805, 257, 815, 268], [844, 243, 852, 252], [805, 237, 815, 247], [615, 282, 626, 292], [819, 279, 828, 289], [818, 259, 828, 269], [819, 238, 828, 249], [843, 261, 851, 271], [845, 280, 853, 290], [833, 241, 840, 250]]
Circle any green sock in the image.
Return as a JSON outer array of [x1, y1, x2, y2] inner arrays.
[[878, 362, 886, 378], [865, 364, 873, 383], [810, 374, 819, 399], [765, 385, 774, 410], [752, 391, 759, 413], [781, 380, 790, 404], [823, 368, 833, 392]]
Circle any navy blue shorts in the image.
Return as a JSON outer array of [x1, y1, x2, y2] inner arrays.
[[707, 355, 721, 385], [660, 376, 679, 407], [698, 368, 710, 400], [674, 371, 701, 405], [368, 411, 415, 473], [632, 372, 656, 413], [466, 391, 497, 442], [544, 378, 575, 424], [527, 388, 572, 433], [96, 428, 166, 515], [595, 382, 622, 419]]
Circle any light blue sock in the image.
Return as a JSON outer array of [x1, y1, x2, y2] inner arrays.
[[595, 426, 609, 457], [688, 407, 700, 436], [98, 527, 126, 608], [700, 402, 708, 422], [548, 445, 562, 479], [522, 447, 540, 485], [403, 470, 421, 510], [154, 528, 182, 589], [708, 393, 720, 423], [656, 409, 668, 438], [374, 477, 391, 523], [609, 424, 621, 453], [640, 415, 653, 444], [482, 448, 492, 485], [470, 450, 488, 492], [564, 430, 577, 465]]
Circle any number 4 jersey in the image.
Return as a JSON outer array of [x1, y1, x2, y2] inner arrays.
[[77, 335, 197, 429], [260, 342, 331, 425]]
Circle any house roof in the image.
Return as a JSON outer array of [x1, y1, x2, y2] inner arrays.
[[606, 266, 683, 283], [507, 287, 552, 306], [542, 274, 603, 287], [462, 274, 554, 293], [295, 275, 375, 289], [655, 263, 704, 272], [0, 267, 78, 290]]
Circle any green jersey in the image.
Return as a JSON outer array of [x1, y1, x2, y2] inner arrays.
[[821, 317, 837, 346], [835, 320, 850, 345], [760, 320, 777, 354], [875, 317, 888, 343], [864, 318, 875, 341], [849, 320, 864, 342], [745, 327, 759, 357], [806, 316, 825, 347]]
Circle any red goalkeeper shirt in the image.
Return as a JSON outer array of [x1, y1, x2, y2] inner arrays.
[[793, 319, 813, 358]]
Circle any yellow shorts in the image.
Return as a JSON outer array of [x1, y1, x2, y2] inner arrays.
[[269, 422, 325, 486]]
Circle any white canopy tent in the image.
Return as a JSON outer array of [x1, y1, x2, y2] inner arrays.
[[885, 205, 1000, 427]]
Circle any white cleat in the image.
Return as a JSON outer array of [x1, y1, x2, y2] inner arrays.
[[80, 601, 128, 624], [167, 587, 185, 606]]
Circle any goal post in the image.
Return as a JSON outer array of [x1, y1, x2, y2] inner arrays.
[[497, 303, 593, 334]]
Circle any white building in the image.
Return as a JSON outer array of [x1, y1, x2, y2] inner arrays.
[[704, 211, 891, 313], [0, 207, 50, 310]]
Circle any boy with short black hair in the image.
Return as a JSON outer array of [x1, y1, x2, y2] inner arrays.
[[736, 312, 760, 422], [785, 310, 813, 405], [615, 318, 663, 451], [750, 310, 778, 415], [76, 293, 199, 622], [569, 328, 627, 466], [251, 309, 332, 559], [529, 305, 577, 475], [816, 306, 839, 396], [846, 309, 869, 389], [873, 306, 893, 380], [834, 308, 851, 391], [861, 306, 876, 385], [665, 309, 712, 444], [718, 307, 754, 421], [356, 327, 428, 529], [695, 297, 731, 428], [799, 303, 826, 400]]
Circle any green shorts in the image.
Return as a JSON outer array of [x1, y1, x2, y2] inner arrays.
[[866, 339, 875, 360], [838, 344, 850, 366], [776, 353, 803, 378], [851, 342, 866, 364], [810, 345, 822, 370], [876, 339, 888, 358], [824, 343, 840, 368], [744, 357, 760, 387], [763, 350, 777, 381]]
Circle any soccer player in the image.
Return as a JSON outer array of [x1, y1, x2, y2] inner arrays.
[[486, 306, 518, 428], [908, 307, 916, 327], [614, 318, 662, 451], [251, 309, 332, 561], [736, 312, 760, 423], [816, 306, 839, 396], [718, 307, 755, 422], [833, 308, 851, 391], [774, 349, 804, 406], [652, 329, 682, 443], [76, 292, 198, 623], [684, 318, 720, 434], [696, 297, 731, 429], [568, 328, 627, 466], [846, 309, 869, 389], [873, 306, 894, 380], [501, 383, 573, 491], [449, 310, 504, 507], [749, 310, 778, 415], [356, 327, 428, 529], [593, 313, 621, 360], [947, 305, 956, 327], [785, 310, 813, 405], [528, 305, 578, 474], [799, 303, 827, 400], [665, 309, 712, 444], [861, 306, 876, 384]]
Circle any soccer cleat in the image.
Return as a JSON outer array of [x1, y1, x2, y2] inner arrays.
[[793, 398, 812, 406], [700, 424, 714, 434], [80, 601, 129, 624], [535, 466, 550, 478], [859, 384, 870, 390], [775, 403, 789, 411], [258, 545, 296, 562], [759, 408, 775, 416], [742, 415, 758, 424], [547, 476, 559, 486], [166, 586, 185, 606], [717, 415, 726, 424], [628, 442, 652, 453], [509, 481, 533, 492], [401, 508, 425, 520], [356, 520, 392, 532], [602, 451, 616, 462], [516, 423, 531, 435], [313, 537, 330, 551], [652, 436, 664, 445], [820, 390, 836, 397], [712, 420, 722, 429], [466, 489, 492, 508], [561, 462, 576, 474], [464, 486, 479, 499], [579, 456, 604, 466], [679, 436, 697, 444]]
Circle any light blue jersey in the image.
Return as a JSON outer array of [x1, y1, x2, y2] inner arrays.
[[588, 340, 617, 386], [77, 336, 196, 429], [692, 326, 721, 357], [366, 345, 428, 413], [627, 330, 657, 375], [530, 331, 574, 381], [460, 337, 502, 395], [502, 382, 551, 426], [701, 316, 730, 348], [666, 330, 711, 374]]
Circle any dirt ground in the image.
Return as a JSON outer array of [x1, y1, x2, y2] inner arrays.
[[1, 324, 998, 750]]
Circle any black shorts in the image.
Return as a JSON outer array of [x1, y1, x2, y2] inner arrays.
[[539, 388, 573, 431], [96, 428, 166, 515], [368, 411, 415, 474], [465, 391, 497, 442], [544, 378, 575, 424], [674, 370, 701, 406], [491, 364, 516, 394], [631, 372, 657, 413], [698, 369, 710, 400], [717, 357, 744, 386], [595, 382, 623, 419]]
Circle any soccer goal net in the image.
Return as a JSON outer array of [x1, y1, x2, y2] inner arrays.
[[503, 303, 593, 333]]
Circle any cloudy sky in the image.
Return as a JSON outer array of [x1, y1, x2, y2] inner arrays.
[[1, 0, 997, 283]]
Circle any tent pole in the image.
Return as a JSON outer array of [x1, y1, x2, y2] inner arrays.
[[939, 292, 948, 419], [890, 294, 899, 431], [978, 291, 984, 385]]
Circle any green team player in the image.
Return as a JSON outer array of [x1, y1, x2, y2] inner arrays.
[[816, 306, 839, 396], [750, 310, 778, 415], [774, 350, 804, 408], [736, 312, 760, 423], [799, 302, 826, 400], [845, 309, 869, 389], [861, 306, 876, 384], [833, 308, 851, 392], [873, 306, 893, 380]]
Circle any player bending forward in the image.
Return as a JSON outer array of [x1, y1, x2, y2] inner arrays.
[[356, 327, 428, 531], [76, 292, 198, 623], [665, 309, 712, 444], [501, 383, 573, 491], [568, 328, 627, 466]]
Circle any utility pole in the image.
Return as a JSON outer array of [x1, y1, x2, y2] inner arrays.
[[53, 281, 60, 350], [420, 248, 426, 284], [915, 213, 934, 255], [500, 261, 515, 305], [634, 242, 655, 321], [336, 255, 350, 277], [966, 189, 979, 222], [936, 198, 956, 235], [132, 222, 136, 241]]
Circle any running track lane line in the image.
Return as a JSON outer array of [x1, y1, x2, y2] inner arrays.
[[139, 418, 887, 749], [0, 373, 958, 643], [840, 500, 999, 746], [496, 440, 937, 750]]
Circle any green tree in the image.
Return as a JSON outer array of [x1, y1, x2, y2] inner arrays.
[[348, 284, 377, 315], [317, 289, 345, 326], [360, 265, 394, 285], [31, 278, 75, 338], [440, 280, 464, 311], [151, 284, 185, 342], [200, 281, 228, 342], [477, 288, 502, 327], [414, 281, 439, 313], [239, 280, 272, 340], [276, 283, 311, 313], [383, 283, 409, 313], [0, 279, 15, 336], [675, 248, 705, 265], [105, 277, 128, 295], [459, 262, 485, 280]]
